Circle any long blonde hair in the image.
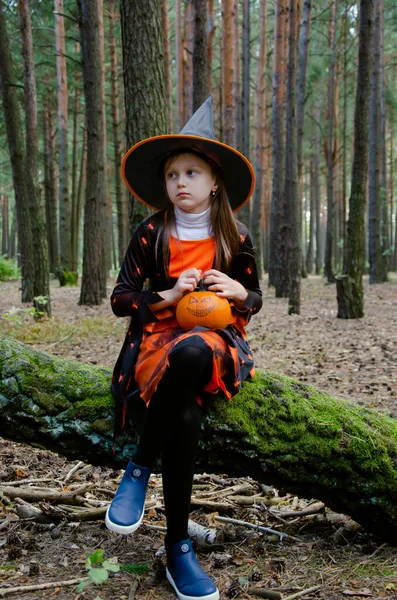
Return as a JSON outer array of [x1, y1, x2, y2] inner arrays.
[[156, 151, 240, 278]]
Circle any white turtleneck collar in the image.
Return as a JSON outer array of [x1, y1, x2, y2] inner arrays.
[[172, 206, 213, 240]]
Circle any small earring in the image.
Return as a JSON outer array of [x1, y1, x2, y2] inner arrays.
[[211, 190, 216, 197]]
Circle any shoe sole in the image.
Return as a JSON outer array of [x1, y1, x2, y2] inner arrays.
[[166, 568, 220, 600], [104, 505, 144, 535]]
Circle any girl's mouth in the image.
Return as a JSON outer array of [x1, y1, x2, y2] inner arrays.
[[177, 193, 190, 198]]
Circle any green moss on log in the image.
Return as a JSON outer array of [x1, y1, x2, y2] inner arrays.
[[1, 334, 397, 541]]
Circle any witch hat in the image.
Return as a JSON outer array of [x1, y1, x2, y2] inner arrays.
[[121, 96, 255, 212]]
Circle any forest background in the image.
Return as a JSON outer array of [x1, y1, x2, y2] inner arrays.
[[1, 2, 397, 599], [0, 0, 396, 318]]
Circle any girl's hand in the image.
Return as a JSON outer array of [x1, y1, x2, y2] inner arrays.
[[159, 268, 202, 305], [203, 269, 248, 307]]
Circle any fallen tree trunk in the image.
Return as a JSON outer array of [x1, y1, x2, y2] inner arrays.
[[1, 334, 397, 540]]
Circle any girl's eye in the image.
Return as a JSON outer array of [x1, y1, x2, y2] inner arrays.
[[187, 169, 196, 176], [167, 172, 176, 179]]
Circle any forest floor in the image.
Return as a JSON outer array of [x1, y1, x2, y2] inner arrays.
[[0, 274, 397, 600]]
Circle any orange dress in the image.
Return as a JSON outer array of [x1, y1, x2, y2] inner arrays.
[[111, 211, 262, 435]]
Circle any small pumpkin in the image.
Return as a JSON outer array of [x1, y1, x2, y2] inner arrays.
[[176, 280, 232, 330]]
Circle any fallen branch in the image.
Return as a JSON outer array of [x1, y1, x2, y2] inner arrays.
[[246, 588, 282, 599], [128, 576, 140, 600], [63, 460, 85, 483], [0, 577, 88, 597], [270, 502, 325, 519], [0, 484, 91, 505], [214, 515, 301, 542], [282, 585, 322, 600], [190, 498, 233, 513]]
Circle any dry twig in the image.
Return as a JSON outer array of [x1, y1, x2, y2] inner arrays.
[[0, 577, 88, 597], [214, 515, 301, 542]]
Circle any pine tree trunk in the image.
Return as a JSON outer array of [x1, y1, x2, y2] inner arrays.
[[241, 0, 250, 160], [378, 0, 388, 280], [368, 0, 383, 285], [193, 0, 208, 111], [0, 3, 34, 302], [109, 0, 127, 266], [71, 61, 81, 274], [207, 0, 216, 94], [78, 0, 106, 305], [306, 157, 314, 274], [183, 0, 194, 123], [120, 0, 167, 231], [2, 334, 397, 542], [175, 0, 183, 131], [18, 0, 51, 315], [336, 0, 374, 319], [285, 0, 301, 315], [391, 69, 397, 271], [297, 0, 311, 186], [341, 4, 348, 269], [324, 0, 338, 284], [54, 0, 71, 274], [222, 0, 236, 147], [314, 104, 322, 275], [251, 0, 267, 277], [269, 0, 287, 291], [162, 0, 173, 130], [97, 0, 109, 298], [1, 194, 9, 257], [43, 96, 59, 274]]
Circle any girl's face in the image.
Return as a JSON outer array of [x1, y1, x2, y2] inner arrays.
[[165, 153, 218, 214]]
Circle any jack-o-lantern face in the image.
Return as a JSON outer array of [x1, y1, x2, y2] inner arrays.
[[186, 294, 216, 318], [176, 290, 232, 330]]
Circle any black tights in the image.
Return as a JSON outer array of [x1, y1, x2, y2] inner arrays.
[[132, 336, 213, 544]]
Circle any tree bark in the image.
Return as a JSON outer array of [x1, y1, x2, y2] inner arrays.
[[71, 58, 81, 275], [207, 0, 216, 94], [43, 93, 59, 275], [120, 0, 167, 233], [162, 0, 173, 130], [1, 334, 397, 542], [0, 1, 34, 302], [269, 0, 287, 292], [285, 0, 301, 315], [175, 0, 183, 131], [109, 0, 127, 267], [54, 0, 72, 274], [336, 0, 374, 318], [78, 0, 106, 305], [368, 0, 383, 285], [1, 194, 9, 257], [193, 0, 208, 112], [222, 0, 236, 147], [183, 0, 194, 123], [324, 0, 338, 284], [251, 0, 267, 277], [18, 0, 51, 316], [314, 103, 322, 275]]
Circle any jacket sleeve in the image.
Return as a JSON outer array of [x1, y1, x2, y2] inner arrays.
[[229, 228, 263, 323], [110, 218, 164, 323]]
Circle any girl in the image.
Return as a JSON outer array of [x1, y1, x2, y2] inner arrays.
[[106, 97, 262, 600]]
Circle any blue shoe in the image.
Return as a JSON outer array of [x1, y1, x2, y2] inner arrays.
[[166, 538, 219, 600], [105, 461, 151, 535]]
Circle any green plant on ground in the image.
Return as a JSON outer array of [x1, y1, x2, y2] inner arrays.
[[0, 256, 20, 281], [76, 548, 120, 597], [76, 548, 149, 598]]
